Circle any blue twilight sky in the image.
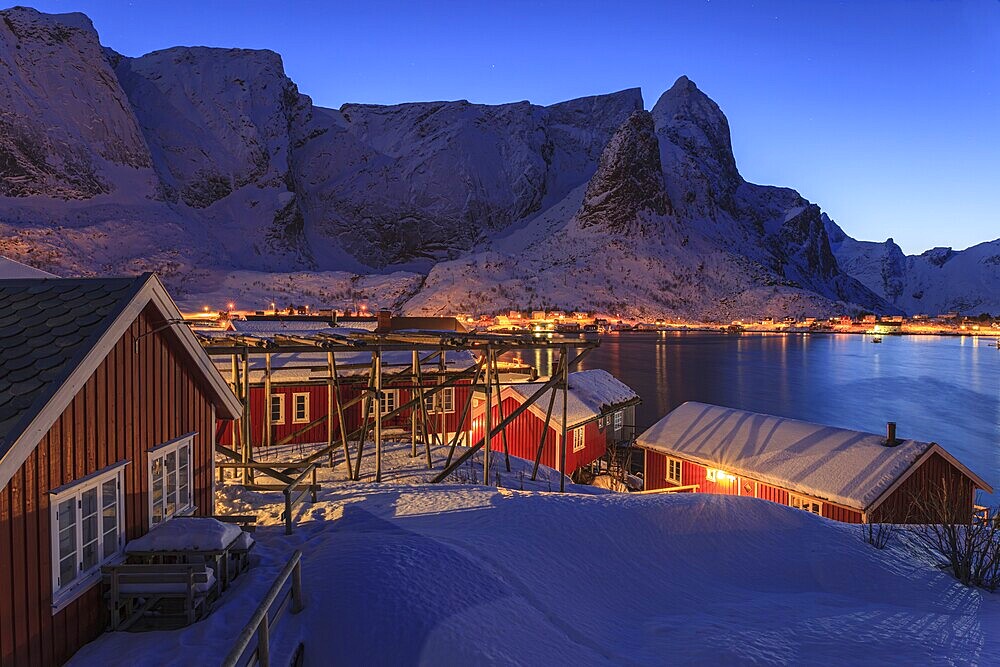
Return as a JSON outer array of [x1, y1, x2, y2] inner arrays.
[[26, 0, 1000, 254]]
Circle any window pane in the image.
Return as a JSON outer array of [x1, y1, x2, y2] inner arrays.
[[179, 445, 190, 506], [151, 456, 164, 524], [102, 479, 118, 558], [81, 488, 99, 571], [165, 451, 177, 517], [59, 554, 76, 587]]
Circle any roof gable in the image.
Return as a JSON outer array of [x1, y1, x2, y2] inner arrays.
[[0, 274, 242, 490], [0, 276, 144, 451], [505, 369, 639, 430], [636, 402, 951, 510]]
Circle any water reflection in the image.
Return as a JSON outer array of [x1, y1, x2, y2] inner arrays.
[[514, 332, 1000, 499]]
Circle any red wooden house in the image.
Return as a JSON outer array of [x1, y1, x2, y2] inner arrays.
[[471, 369, 639, 477], [637, 402, 992, 523], [213, 349, 479, 451], [0, 274, 241, 666]]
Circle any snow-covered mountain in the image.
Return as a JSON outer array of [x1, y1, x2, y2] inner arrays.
[[825, 220, 1000, 316], [3, 6, 990, 318]]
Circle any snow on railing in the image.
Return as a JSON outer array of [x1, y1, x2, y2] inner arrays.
[[222, 549, 304, 667]]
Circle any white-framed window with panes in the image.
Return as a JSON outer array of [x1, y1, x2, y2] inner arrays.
[[613, 410, 623, 431], [270, 394, 285, 424], [572, 427, 586, 452], [49, 461, 127, 610], [292, 392, 310, 424], [424, 386, 455, 413], [666, 457, 682, 485], [788, 493, 822, 515], [148, 434, 194, 527], [369, 389, 398, 417]]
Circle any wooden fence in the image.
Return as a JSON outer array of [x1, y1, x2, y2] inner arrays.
[[222, 550, 305, 667], [216, 462, 319, 534]]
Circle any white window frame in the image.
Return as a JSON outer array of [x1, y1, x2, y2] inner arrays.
[[292, 392, 310, 424], [613, 410, 623, 431], [424, 387, 455, 414], [369, 389, 399, 417], [666, 457, 683, 485], [49, 461, 128, 612], [788, 493, 822, 515], [148, 433, 196, 528], [572, 427, 586, 453], [270, 393, 285, 424]]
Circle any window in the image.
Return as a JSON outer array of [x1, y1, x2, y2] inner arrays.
[[369, 389, 398, 417], [292, 393, 310, 423], [424, 387, 455, 413], [666, 457, 682, 485], [149, 434, 194, 527], [572, 428, 585, 452], [613, 410, 623, 431], [789, 494, 822, 515], [50, 462, 127, 608], [598, 416, 605, 428], [270, 394, 285, 424]]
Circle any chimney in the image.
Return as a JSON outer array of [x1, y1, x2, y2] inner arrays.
[[885, 421, 898, 446], [376, 309, 393, 333]]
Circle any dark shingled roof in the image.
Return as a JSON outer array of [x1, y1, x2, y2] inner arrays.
[[0, 275, 147, 457]]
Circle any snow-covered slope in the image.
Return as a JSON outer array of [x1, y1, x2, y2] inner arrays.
[[3, 7, 988, 317], [72, 480, 999, 665], [826, 219, 1000, 315]]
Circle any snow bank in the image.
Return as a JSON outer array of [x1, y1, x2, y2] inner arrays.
[[73, 484, 999, 666]]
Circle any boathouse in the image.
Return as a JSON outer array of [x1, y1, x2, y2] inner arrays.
[[636, 402, 992, 523], [0, 274, 242, 666], [471, 369, 640, 476]]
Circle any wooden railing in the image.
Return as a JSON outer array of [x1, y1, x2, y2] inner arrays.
[[222, 550, 305, 667], [216, 462, 319, 534], [637, 484, 700, 495], [281, 464, 319, 535]]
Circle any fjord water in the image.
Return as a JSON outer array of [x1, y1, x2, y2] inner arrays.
[[523, 332, 1000, 501]]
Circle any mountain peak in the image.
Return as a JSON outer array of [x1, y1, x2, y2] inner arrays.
[[577, 110, 672, 234]]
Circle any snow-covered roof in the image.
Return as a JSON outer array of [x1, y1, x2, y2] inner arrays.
[[212, 348, 478, 383], [229, 319, 334, 333], [0, 256, 55, 279], [636, 402, 957, 510], [504, 369, 639, 430]]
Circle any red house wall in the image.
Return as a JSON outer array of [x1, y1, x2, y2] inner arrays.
[[873, 452, 976, 523], [0, 306, 219, 667], [642, 450, 863, 523], [220, 379, 473, 448], [471, 398, 607, 474]]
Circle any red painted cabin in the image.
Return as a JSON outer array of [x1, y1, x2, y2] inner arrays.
[[470, 369, 639, 477], [0, 274, 241, 666], [637, 402, 992, 523]]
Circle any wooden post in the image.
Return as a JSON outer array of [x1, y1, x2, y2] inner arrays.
[[330, 352, 352, 479], [411, 350, 419, 457], [438, 351, 446, 448], [491, 348, 512, 472], [291, 557, 304, 613], [326, 353, 334, 467], [531, 354, 560, 481], [264, 353, 273, 454], [374, 348, 383, 483], [257, 611, 270, 666], [445, 356, 486, 467], [242, 349, 252, 485], [483, 344, 492, 485], [353, 357, 377, 481], [560, 345, 569, 493]]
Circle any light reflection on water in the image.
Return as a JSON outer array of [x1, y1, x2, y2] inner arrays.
[[524, 332, 1000, 501]]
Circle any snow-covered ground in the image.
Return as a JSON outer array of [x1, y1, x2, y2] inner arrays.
[[72, 443, 999, 666]]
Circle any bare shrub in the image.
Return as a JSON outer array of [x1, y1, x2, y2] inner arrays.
[[860, 520, 896, 549], [906, 483, 1000, 591]]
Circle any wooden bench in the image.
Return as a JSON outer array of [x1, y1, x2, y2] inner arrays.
[[103, 563, 216, 631]]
